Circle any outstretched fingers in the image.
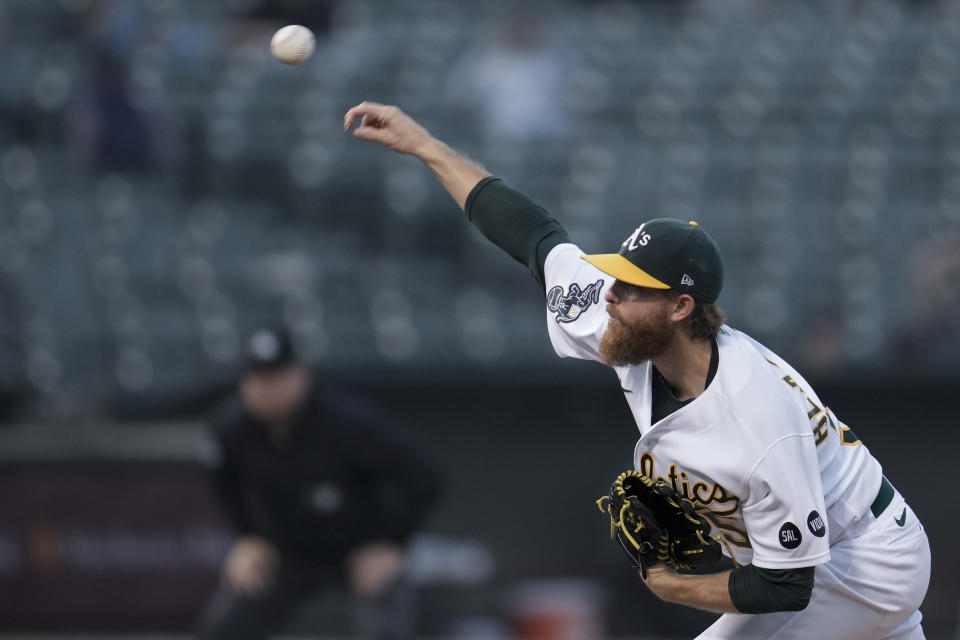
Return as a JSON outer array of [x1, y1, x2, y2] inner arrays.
[[342, 102, 430, 156], [343, 101, 389, 131], [345, 102, 401, 147]]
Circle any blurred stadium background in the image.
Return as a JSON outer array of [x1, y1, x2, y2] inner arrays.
[[0, 0, 958, 638]]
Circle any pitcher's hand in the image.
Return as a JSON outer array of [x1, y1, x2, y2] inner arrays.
[[344, 102, 434, 157]]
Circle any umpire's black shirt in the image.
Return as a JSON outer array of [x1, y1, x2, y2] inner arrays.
[[207, 379, 440, 568]]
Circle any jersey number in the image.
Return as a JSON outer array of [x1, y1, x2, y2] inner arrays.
[[783, 374, 862, 448]]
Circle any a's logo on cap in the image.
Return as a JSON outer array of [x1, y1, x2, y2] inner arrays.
[[680, 274, 695, 287], [622, 224, 651, 251]]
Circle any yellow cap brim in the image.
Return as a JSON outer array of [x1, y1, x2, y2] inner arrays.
[[581, 254, 671, 289]]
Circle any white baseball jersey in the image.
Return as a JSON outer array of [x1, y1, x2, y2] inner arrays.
[[544, 242, 930, 638]]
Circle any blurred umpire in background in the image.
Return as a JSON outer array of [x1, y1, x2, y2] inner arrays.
[[197, 327, 440, 640]]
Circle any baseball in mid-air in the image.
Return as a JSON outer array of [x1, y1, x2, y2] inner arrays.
[[270, 25, 315, 65]]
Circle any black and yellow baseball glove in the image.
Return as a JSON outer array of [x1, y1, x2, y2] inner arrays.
[[596, 469, 724, 578]]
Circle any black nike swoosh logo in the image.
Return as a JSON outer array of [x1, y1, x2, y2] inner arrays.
[[621, 388, 632, 394], [895, 508, 907, 527]]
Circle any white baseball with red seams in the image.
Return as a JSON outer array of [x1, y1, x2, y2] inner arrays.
[[270, 25, 315, 65]]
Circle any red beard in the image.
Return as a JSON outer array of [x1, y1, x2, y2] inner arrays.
[[600, 307, 674, 366]]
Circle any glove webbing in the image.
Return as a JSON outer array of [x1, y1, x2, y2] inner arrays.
[[597, 477, 742, 571], [596, 495, 658, 559]]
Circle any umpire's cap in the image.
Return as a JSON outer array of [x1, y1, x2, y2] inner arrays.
[[582, 219, 724, 303], [242, 327, 298, 372]]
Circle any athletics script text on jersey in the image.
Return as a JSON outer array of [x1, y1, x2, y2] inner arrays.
[[636, 452, 749, 548]]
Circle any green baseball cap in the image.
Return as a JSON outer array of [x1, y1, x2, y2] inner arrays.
[[582, 219, 724, 303]]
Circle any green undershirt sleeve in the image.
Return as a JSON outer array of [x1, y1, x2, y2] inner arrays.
[[464, 177, 570, 291], [728, 565, 815, 614]]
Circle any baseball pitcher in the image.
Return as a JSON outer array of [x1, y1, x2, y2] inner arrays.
[[343, 102, 930, 639]]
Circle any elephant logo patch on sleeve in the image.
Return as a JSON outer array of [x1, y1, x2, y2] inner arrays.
[[546, 279, 604, 323]]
